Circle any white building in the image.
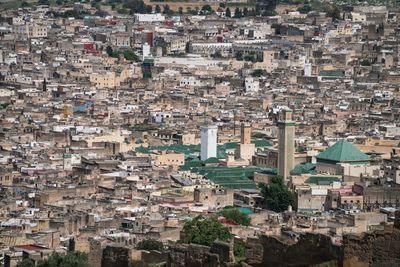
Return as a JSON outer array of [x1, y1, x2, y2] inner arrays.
[[134, 13, 165, 23], [304, 59, 312, 76], [201, 125, 218, 161], [245, 77, 260, 92], [143, 42, 150, 60], [180, 76, 203, 87]]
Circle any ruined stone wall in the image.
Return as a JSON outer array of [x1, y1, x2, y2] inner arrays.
[[245, 228, 400, 267], [102, 246, 130, 267], [88, 238, 104, 267], [341, 229, 400, 267], [245, 233, 340, 267], [167, 243, 221, 267]]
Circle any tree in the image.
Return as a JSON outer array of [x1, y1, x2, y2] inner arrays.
[[325, 4, 341, 21], [178, 7, 183, 14], [16, 252, 90, 267], [146, 5, 152, 13], [252, 69, 266, 77], [201, 4, 213, 14], [155, 4, 161, 13], [181, 216, 231, 246], [259, 176, 295, 213], [38, 0, 50, 5], [16, 259, 34, 267], [42, 78, 47, 92], [211, 51, 222, 58], [233, 239, 246, 260], [137, 239, 164, 251], [106, 46, 113, 57], [297, 4, 312, 14], [243, 7, 248, 17], [123, 50, 139, 61], [124, 0, 148, 14], [360, 58, 371, 66], [21, 1, 30, 8], [234, 7, 242, 18], [219, 207, 251, 226], [225, 7, 231, 17], [163, 4, 172, 15]]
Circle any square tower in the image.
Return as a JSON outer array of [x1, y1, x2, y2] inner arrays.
[[200, 125, 218, 161], [277, 109, 295, 180]]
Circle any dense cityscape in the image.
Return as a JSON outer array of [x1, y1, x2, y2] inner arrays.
[[0, 0, 400, 266]]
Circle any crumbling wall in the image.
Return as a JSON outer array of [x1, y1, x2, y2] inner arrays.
[[342, 229, 400, 267], [88, 238, 103, 267], [245, 233, 340, 267], [167, 243, 224, 267], [245, 228, 400, 267], [101, 245, 129, 267]]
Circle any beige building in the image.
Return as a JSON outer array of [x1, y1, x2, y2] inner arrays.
[[152, 151, 185, 167], [194, 187, 234, 209], [90, 68, 129, 89], [13, 24, 48, 38]]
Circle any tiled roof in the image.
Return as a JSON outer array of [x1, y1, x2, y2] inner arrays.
[[316, 139, 370, 162]]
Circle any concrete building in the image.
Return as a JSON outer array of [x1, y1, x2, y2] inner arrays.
[[277, 109, 295, 180], [194, 187, 234, 209], [142, 42, 151, 60], [200, 124, 218, 161], [245, 77, 260, 93]]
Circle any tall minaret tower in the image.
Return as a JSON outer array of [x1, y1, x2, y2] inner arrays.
[[235, 123, 255, 163], [200, 124, 218, 161], [278, 109, 295, 180]]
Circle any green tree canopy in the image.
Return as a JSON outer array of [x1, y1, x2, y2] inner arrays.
[[136, 239, 164, 251], [181, 216, 231, 246], [252, 69, 267, 77], [297, 4, 312, 14], [219, 207, 251, 226], [259, 176, 294, 213], [225, 7, 231, 17], [201, 4, 213, 13], [234, 7, 242, 18], [16, 252, 90, 267]]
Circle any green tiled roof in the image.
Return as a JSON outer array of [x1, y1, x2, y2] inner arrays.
[[252, 139, 272, 147], [305, 176, 341, 185], [291, 163, 316, 175], [181, 166, 277, 189], [319, 70, 345, 77], [316, 139, 370, 163], [204, 157, 220, 164]]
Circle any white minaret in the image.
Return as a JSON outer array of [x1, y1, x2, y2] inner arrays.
[[304, 59, 312, 77], [142, 42, 150, 61], [200, 125, 218, 160]]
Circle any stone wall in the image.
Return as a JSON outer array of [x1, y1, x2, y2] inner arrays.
[[167, 242, 237, 267], [245, 228, 400, 267], [342, 229, 400, 267], [245, 233, 340, 267], [102, 246, 130, 267]]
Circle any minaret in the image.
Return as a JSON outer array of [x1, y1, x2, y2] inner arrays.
[[304, 58, 312, 77], [241, 122, 251, 144], [278, 109, 295, 180], [200, 124, 218, 161], [235, 123, 255, 163]]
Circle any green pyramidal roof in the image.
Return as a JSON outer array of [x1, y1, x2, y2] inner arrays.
[[316, 139, 370, 162]]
